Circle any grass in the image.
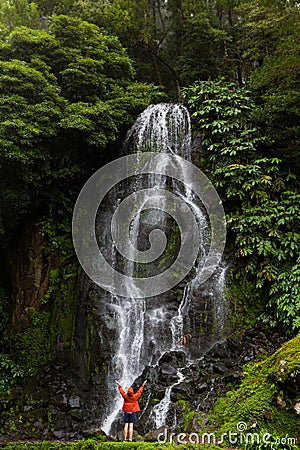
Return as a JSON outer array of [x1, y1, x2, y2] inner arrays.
[[0, 441, 231, 450]]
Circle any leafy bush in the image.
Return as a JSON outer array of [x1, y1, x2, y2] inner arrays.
[[183, 79, 300, 333], [0, 353, 24, 394]]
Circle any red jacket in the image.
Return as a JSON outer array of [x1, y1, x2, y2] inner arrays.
[[118, 384, 145, 412]]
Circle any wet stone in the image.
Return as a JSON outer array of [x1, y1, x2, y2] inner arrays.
[[33, 420, 44, 430], [52, 430, 65, 439], [70, 410, 84, 422], [69, 396, 80, 408], [212, 363, 227, 374], [196, 382, 208, 392], [158, 351, 186, 368], [51, 394, 69, 411], [160, 363, 177, 376]]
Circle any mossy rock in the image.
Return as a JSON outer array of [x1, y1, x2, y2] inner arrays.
[[225, 269, 267, 332], [212, 334, 300, 442]]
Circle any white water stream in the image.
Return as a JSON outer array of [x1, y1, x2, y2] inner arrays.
[[151, 370, 185, 428]]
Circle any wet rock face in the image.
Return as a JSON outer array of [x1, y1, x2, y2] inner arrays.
[[159, 351, 187, 368], [0, 364, 108, 441], [4, 222, 53, 327], [134, 328, 287, 436], [0, 327, 287, 442], [157, 351, 187, 384]]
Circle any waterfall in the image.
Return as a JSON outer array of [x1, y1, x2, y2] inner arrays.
[[151, 370, 185, 428], [101, 296, 146, 433], [97, 103, 226, 434]]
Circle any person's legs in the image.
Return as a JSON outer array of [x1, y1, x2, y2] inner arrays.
[[128, 422, 133, 441], [123, 422, 128, 441]]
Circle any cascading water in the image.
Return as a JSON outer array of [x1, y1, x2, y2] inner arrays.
[[96, 103, 227, 435], [151, 370, 185, 428]]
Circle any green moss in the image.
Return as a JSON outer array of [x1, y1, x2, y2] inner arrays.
[[177, 399, 196, 432], [3, 218, 79, 380], [47, 263, 79, 359], [264, 336, 300, 384], [212, 334, 300, 443], [0, 441, 226, 450], [7, 310, 53, 376], [157, 223, 180, 269], [225, 269, 267, 332]]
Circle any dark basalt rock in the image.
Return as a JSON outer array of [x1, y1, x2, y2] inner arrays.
[[159, 363, 177, 382], [212, 362, 227, 374], [69, 396, 80, 408], [171, 381, 192, 400], [82, 428, 107, 438], [52, 430, 67, 439], [0, 326, 288, 442], [282, 370, 300, 393], [51, 394, 69, 412], [158, 351, 187, 368], [144, 426, 169, 442], [195, 381, 209, 392]]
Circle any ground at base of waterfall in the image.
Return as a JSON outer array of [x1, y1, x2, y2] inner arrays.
[[0, 440, 241, 450]]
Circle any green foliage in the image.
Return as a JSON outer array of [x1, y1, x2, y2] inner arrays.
[[266, 258, 300, 332], [25, 0, 300, 104], [183, 79, 299, 333], [0, 15, 152, 244], [243, 430, 298, 450], [228, 193, 300, 332], [250, 12, 300, 173], [175, 8, 229, 84], [0, 57, 64, 239], [0, 0, 40, 32], [0, 353, 24, 393]]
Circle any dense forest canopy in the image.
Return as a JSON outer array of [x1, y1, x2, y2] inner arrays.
[[0, 0, 299, 394], [0, 13, 153, 242]]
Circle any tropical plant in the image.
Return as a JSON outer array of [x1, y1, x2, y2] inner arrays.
[[183, 79, 299, 332]]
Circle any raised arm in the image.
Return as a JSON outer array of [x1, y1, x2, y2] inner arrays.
[[116, 381, 127, 399], [135, 380, 147, 399]]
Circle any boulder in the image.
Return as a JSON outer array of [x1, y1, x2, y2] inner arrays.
[[158, 351, 186, 368], [196, 381, 208, 392], [52, 430, 66, 439], [159, 363, 178, 382], [172, 382, 192, 400], [82, 428, 107, 438], [160, 363, 177, 376], [144, 426, 169, 442]]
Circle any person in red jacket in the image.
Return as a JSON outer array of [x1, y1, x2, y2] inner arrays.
[[116, 379, 147, 441]]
